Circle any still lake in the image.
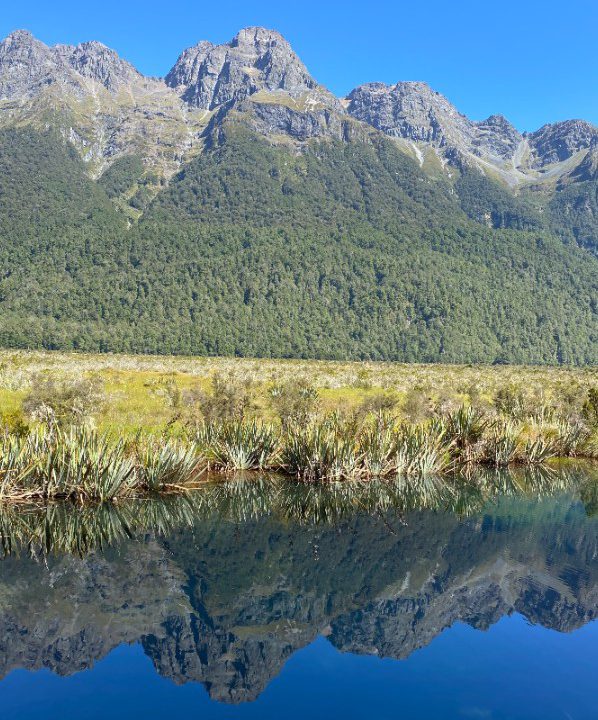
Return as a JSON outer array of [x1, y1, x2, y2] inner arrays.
[[1, 467, 597, 719]]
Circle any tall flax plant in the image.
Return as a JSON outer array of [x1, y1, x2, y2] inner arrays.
[[198, 420, 279, 471], [281, 421, 360, 481], [47, 429, 136, 502], [359, 413, 397, 477], [441, 406, 488, 464], [0, 428, 136, 502], [393, 423, 451, 476], [553, 421, 593, 457], [0, 433, 38, 498], [136, 440, 205, 490], [485, 420, 519, 467], [521, 435, 556, 465]]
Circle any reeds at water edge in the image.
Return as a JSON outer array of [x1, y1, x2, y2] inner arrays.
[[0, 408, 596, 503]]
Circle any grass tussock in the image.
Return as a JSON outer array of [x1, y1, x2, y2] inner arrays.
[[198, 420, 279, 471]]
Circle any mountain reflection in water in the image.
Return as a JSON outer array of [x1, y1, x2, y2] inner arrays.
[[0, 465, 597, 710]]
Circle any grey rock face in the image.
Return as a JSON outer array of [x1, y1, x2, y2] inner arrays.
[[0, 29, 210, 179], [165, 26, 335, 111], [55, 40, 142, 91], [473, 114, 522, 160], [1, 26, 597, 191], [0, 30, 69, 100], [346, 81, 471, 145], [0, 27, 349, 173], [241, 99, 354, 143], [569, 142, 598, 181], [528, 119, 598, 166], [346, 81, 523, 165], [345, 80, 598, 186], [0, 30, 141, 98]]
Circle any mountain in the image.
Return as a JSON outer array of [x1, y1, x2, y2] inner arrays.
[[0, 29, 209, 179], [345, 82, 598, 182], [165, 27, 338, 110], [0, 27, 596, 363]]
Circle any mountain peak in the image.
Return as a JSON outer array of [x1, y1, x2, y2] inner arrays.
[[346, 80, 469, 144], [4, 29, 37, 44], [0, 29, 142, 97], [393, 80, 435, 93], [529, 119, 598, 166], [231, 26, 288, 48], [59, 40, 141, 90], [346, 82, 526, 169], [478, 114, 516, 129], [0, 29, 61, 101], [0, 28, 49, 55], [165, 27, 317, 110]]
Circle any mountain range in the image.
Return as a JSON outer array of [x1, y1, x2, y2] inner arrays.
[[0, 27, 596, 362]]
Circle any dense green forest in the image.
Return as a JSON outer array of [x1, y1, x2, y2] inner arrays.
[[0, 126, 596, 363]]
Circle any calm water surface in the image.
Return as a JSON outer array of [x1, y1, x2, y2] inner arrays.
[[1, 468, 597, 719]]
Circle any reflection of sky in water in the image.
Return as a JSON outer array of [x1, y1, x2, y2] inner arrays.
[[0, 473, 597, 719], [3, 618, 598, 720]]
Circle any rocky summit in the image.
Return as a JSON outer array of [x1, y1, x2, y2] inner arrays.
[[165, 27, 328, 109]]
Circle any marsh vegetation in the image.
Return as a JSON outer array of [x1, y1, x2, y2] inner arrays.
[[0, 351, 595, 503]]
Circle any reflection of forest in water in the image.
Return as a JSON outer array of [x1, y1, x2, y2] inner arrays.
[[1, 464, 597, 704]]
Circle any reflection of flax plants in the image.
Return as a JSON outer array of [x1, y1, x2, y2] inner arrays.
[[0, 464, 583, 558]]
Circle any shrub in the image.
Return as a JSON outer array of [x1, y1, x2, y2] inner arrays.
[[552, 421, 592, 457], [269, 379, 319, 429], [394, 424, 451, 476], [183, 372, 254, 425], [401, 387, 433, 424], [441, 406, 488, 463], [485, 421, 519, 467], [22, 374, 104, 428], [281, 423, 359, 481], [200, 420, 279, 471], [582, 388, 598, 428], [357, 391, 399, 421], [136, 440, 204, 490]]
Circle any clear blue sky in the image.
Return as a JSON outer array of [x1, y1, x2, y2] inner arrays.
[[1, 0, 596, 131]]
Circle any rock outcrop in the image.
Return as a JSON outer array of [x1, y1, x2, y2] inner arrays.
[[528, 119, 598, 167], [345, 81, 525, 173], [165, 27, 335, 110]]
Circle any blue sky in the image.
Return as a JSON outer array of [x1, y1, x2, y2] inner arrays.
[[1, 0, 596, 131]]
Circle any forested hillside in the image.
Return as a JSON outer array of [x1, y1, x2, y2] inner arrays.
[[0, 126, 596, 363]]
